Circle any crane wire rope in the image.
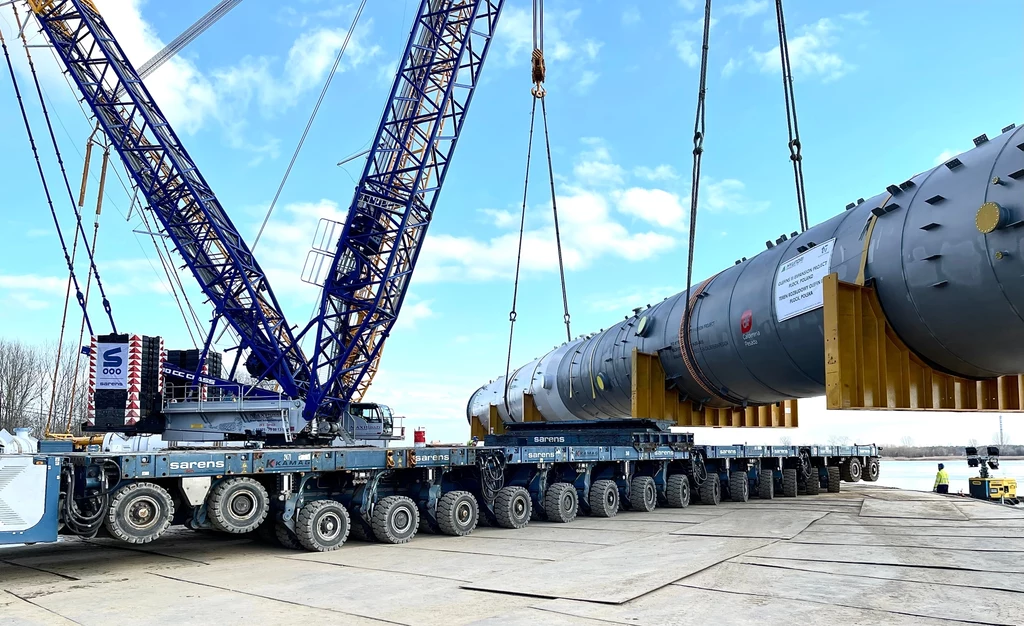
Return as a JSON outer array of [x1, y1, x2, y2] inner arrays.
[[13, 4, 117, 333], [682, 0, 712, 341], [252, 0, 368, 250], [13, 7, 205, 345], [0, 22, 92, 339], [502, 0, 572, 419], [64, 136, 112, 434], [774, 0, 809, 232]]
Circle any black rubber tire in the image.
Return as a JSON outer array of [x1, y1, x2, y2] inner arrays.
[[104, 482, 175, 544], [698, 474, 721, 505], [296, 500, 350, 552], [254, 516, 277, 543], [274, 522, 303, 549], [437, 490, 479, 536], [782, 468, 798, 497], [628, 476, 657, 512], [544, 483, 579, 523], [827, 466, 842, 493], [207, 477, 269, 534], [494, 486, 532, 529], [841, 457, 863, 482], [665, 474, 691, 508], [728, 472, 749, 502], [758, 471, 774, 499], [371, 496, 419, 544], [419, 513, 436, 535], [805, 469, 821, 495], [863, 457, 880, 482], [349, 520, 373, 542], [588, 480, 619, 518]]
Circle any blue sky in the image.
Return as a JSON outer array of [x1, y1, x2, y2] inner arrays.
[[0, 0, 1021, 446]]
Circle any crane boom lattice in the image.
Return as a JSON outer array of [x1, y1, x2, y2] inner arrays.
[[28, 0, 309, 397], [303, 0, 504, 419]]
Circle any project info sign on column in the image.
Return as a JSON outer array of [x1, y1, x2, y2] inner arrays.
[[774, 238, 836, 322]]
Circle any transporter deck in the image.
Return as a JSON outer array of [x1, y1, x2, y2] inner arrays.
[[2, 483, 1021, 626], [1, 421, 878, 550]]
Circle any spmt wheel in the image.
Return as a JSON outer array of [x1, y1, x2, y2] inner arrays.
[[207, 477, 269, 534], [804, 469, 821, 495], [729, 472, 749, 502], [588, 480, 619, 518], [827, 466, 842, 493], [544, 483, 579, 523], [254, 517, 277, 543], [105, 482, 175, 544], [274, 522, 302, 549], [437, 490, 479, 536], [349, 520, 373, 542], [628, 476, 657, 512], [841, 457, 863, 482], [863, 457, 880, 482], [296, 500, 350, 552], [699, 474, 721, 505], [494, 486, 532, 529], [758, 471, 774, 499], [781, 468, 798, 497], [665, 474, 691, 508], [371, 496, 419, 544]]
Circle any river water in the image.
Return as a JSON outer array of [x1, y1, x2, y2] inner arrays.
[[874, 459, 1024, 494]]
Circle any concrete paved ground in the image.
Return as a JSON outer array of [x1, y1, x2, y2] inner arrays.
[[2, 484, 1023, 625]]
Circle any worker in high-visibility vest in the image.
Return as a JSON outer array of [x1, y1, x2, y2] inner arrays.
[[933, 463, 950, 494]]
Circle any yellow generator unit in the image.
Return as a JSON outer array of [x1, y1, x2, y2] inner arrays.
[[969, 477, 1017, 502]]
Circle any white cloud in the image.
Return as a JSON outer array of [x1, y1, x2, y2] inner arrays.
[[417, 188, 674, 283], [634, 165, 680, 181], [393, 300, 435, 331], [678, 0, 700, 10], [0, 274, 67, 294], [934, 149, 957, 166], [622, 7, 641, 25], [702, 178, 770, 214], [587, 285, 680, 313], [614, 187, 687, 230], [722, 57, 740, 78], [750, 18, 852, 82], [575, 70, 599, 93], [840, 11, 870, 25], [671, 16, 717, 67], [495, 6, 590, 65], [573, 138, 625, 186], [76, 0, 378, 155], [722, 0, 769, 19]]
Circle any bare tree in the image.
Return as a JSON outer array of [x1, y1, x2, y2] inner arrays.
[[900, 435, 915, 447], [827, 434, 850, 446], [0, 339, 42, 432], [993, 432, 1012, 446], [967, 438, 979, 448], [778, 435, 792, 446]]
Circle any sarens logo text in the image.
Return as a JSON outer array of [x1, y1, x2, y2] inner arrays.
[[169, 460, 225, 470]]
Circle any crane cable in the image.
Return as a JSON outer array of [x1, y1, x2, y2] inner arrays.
[[13, 5, 117, 332], [252, 0, 368, 250], [774, 0, 809, 232], [682, 0, 712, 339], [63, 133, 112, 434], [502, 0, 572, 418], [0, 21, 93, 341]]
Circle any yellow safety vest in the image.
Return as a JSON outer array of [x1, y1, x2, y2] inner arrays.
[[934, 469, 949, 488]]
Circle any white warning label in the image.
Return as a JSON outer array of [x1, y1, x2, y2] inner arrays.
[[774, 238, 835, 322]]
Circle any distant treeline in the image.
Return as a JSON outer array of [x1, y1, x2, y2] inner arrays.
[[880, 444, 1024, 458]]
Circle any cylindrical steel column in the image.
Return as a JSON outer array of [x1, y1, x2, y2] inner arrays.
[[469, 126, 1024, 427]]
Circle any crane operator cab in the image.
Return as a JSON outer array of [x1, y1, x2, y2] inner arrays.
[[349, 403, 405, 443]]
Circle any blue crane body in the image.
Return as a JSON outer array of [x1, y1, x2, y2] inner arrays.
[[0, 1, 881, 552]]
